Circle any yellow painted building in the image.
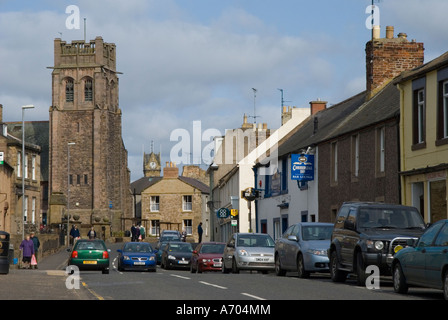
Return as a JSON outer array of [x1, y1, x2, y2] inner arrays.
[[397, 52, 448, 222]]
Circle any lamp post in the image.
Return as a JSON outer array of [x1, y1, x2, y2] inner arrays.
[[22, 105, 34, 240], [67, 142, 75, 246]]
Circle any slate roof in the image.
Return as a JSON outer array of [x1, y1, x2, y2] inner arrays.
[[274, 78, 401, 160], [130, 175, 209, 195]]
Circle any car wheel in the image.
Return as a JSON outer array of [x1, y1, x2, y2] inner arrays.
[[444, 272, 448, 301], [393, 262, 408, 294], [297, 254, 310, 278], [275, 254, 286, 276], [232, 258, 239, 274], [356, 252, 366, 286], [330, 250, 347, 282]]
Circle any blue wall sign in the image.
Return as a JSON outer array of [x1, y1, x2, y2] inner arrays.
[[216, 208, 231, 219], [291, 154, 314, 181]]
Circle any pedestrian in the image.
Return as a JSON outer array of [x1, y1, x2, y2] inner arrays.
[[181, 227, 187, 242], [70, 225, 80, 243], [87, 226, 97, 239], [19, 234, 35, 269], [139, 224, 145, 241], [197, 222, 203, 243], [134, 224, 140, 242], [30, 232, 40, 269], [131, 223, 137, 242]]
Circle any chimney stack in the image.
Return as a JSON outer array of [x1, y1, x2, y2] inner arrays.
[[163, 161, 179, 178], [366, 25, 424, 99], [310, 99, 327, 115]]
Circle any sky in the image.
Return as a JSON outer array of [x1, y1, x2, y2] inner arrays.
[[1, 0, 448, 182]]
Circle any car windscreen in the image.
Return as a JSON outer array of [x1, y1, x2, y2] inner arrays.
[[301, 226, 333, 240], [357, 207, 425, 229], [169, 243, 193, 252], [237, 235, 275, 248], [124, 243, 153, 253], [200, 244, 225, 254], [160, 236, 180, 242], [75, 241, 105, 250]]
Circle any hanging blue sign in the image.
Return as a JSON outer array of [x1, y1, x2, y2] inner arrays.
[[216, 208, 231, 219], [291, 154, 314, 181]]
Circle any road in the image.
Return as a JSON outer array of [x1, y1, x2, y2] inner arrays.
[[77, 242, 443, 301]]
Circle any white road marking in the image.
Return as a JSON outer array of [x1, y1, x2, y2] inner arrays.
[[241, 293, 266, 300], [170, 274, 191, 280], [199, 281, 227, 290]]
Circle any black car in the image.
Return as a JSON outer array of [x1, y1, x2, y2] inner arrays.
[[160, 241, 193, 270], [328, 202, 426, 286]]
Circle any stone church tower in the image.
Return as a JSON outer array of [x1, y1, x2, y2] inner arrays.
[[48, 37, 132, 234]]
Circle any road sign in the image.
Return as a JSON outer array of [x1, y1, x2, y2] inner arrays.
[[216, 207, 230, 219], [231, 209, 238, 217]]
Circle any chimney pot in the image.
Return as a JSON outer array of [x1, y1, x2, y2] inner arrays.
[[386, 26, 394, 39], [372, 25, 380, 39]]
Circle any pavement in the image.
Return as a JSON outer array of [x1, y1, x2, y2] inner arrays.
[[0, 247, 95, 300]]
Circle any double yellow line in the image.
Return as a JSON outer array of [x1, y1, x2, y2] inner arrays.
[[82, 281, 105, 300]]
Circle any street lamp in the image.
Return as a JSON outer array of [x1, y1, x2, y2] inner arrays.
[[22, 105, 34, 240], [67, 142, 75, 246]]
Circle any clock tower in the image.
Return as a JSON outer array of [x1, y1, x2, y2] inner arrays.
[[143, 152, 161, 177]]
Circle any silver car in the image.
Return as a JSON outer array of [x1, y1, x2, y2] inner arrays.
[[222, 233, 275, 274], [275, 222, 333, 278]]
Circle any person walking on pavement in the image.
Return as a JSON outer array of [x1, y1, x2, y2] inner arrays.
[[87, 226, 97, 239], [30, 232, 40, 269], [131, 223, 137, 242], [19, 234, 35, 269], [139, 224, 145, 241], [198, 222, 203, 243], [70, 225, 80, 243]]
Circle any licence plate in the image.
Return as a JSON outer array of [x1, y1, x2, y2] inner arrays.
[[83, 260, 97, 264], [213, 263, 222, 267], [255, 258, 269, 262], [134, 262, 145, 265], [178, 260, 189, 264]]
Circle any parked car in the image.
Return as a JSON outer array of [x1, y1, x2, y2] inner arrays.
[[160, 230, 181, 238], [275, 222, 334, 278], [67, 239, 110, 274], [222, 233, 275, 274], [117, 242, 157, 272], [156, 235, 181, 264], [160, 241, 193, 270], [392, 219, 448, 300], [190, 242, 226, 273], [329, 202, 426, 285]]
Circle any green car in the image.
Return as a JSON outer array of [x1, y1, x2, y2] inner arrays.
[[68, 239, 110, 274], [392, 219, 448, 300]]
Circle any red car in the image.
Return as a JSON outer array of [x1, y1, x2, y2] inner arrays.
[[190, 242, 226, 273]]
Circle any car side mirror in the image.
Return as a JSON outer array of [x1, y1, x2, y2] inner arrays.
[[287, 235, 298, 242], [117, 249, 122, 253]]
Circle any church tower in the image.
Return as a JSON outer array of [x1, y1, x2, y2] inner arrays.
[[48, 37, 132, 233]]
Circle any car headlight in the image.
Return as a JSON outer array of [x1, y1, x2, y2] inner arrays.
[[307, 249, 327, 256], [149, 256, 155, 261], [238, 249, 249, 256], [168, 255, 176, 260], [366, 240, 384, 251], [201, 259, 211, 263], [123, 255, 130, 260]]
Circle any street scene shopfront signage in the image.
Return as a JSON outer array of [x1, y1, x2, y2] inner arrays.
[[291, 154, 314, 181]]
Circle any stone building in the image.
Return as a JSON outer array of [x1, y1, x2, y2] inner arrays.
[[0, 105, 42, 247], [48, 37, 132, 239], [136, 161, 209, 242]]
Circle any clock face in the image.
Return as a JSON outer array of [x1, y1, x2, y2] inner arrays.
[[150, 161, 157, 169]]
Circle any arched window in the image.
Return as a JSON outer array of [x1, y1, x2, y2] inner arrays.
[[85, 78, 93, 102], [66, 78, 74, 102]]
